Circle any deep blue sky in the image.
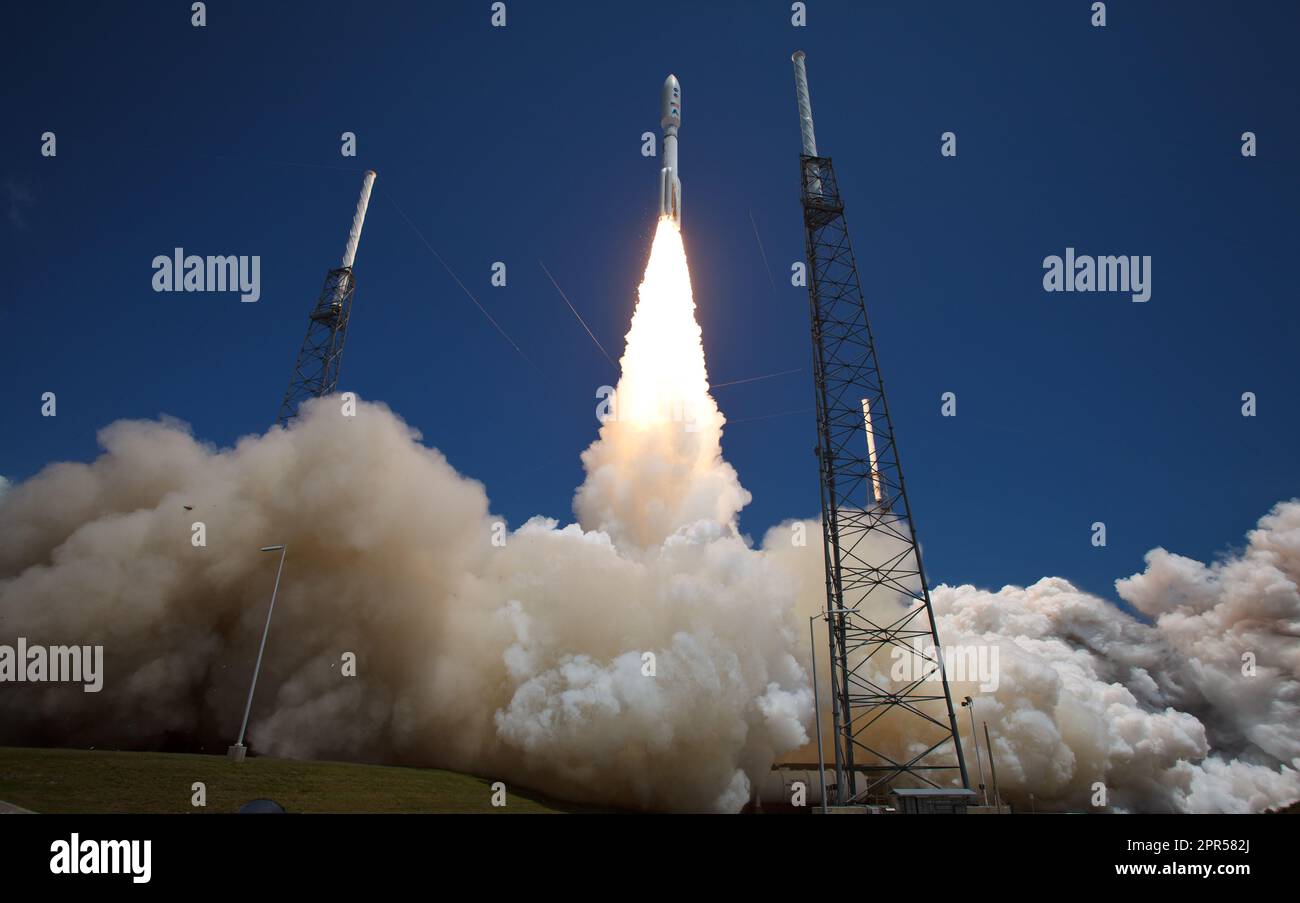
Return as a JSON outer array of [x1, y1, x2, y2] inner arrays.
[[3, 1, 1296, 600]]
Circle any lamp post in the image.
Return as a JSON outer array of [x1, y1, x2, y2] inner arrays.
[[984, 721, 1004, 813], [809, 613, 828, 814], [228, 545, 286, 763], [815, 607, 855, 809], [960, 695, 988, 806]]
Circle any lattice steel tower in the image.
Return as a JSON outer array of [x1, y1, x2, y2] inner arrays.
[[791, 52, 969, 804], [276, 170, 377, 427]]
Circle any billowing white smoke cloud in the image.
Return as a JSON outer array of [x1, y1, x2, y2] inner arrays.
[[0, 219, 811, 812], [768, 503, 1300, 813], [0, 398, 812, 811]]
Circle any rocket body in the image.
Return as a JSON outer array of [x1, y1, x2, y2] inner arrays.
[[659, 74, 682, 225]]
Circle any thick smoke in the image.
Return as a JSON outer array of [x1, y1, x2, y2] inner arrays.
[[0, 398, 812, 811], [1, 216, 1296, 813], [769, 502, 1300, 812], [0, 219, 811, 812]]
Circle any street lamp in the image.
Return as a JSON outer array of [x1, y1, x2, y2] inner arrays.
[[960, 695, 988, 806], [817, 607, 854, 808], [228, 544, 287, 763], [809, 613, 828, 814], [983, 720, 1004, 813]]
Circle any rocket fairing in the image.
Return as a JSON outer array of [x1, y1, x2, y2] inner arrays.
[[659, 74, 682, 225]]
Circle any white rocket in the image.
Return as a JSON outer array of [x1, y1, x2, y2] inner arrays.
[[659, 74, 682, 225]]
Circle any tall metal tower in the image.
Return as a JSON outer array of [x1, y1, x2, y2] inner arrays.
[[791, 52, 969, 805], [276, 169, 377, 427]]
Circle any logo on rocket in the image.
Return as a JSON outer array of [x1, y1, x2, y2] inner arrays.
[[660, 74, 682, 225]]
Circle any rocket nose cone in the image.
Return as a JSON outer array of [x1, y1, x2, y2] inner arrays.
[[661, 73, 682, 130]]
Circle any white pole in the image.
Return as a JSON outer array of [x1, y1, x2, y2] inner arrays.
[[791, 51, 818, 156], [984, 721, 1004, 813], [964, 699, 989, 806], [810, 614, 828, 813], [229, 545, 286, 761], [791, 51, 823, 196], [862, 398, 883, 505], [341, 170, 376, 269]]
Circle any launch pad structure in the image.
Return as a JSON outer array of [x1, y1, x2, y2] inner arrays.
[[262, 64, 968, 809], [276, 169, 377, 428], [792, 52, 970, 806]]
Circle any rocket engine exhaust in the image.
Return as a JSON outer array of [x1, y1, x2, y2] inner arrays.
[[659, 74, 682, 225]]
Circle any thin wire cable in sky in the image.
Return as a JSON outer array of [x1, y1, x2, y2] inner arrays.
[[727, 407, 814, 425], [538, 259, 617, 368], [378, 183, 540, 375], [712, 367, 802, 390], [749, 208, 777, 294]]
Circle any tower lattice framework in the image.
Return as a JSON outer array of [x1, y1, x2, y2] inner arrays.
[[274, 169, 375, 428], [799, 152, 970, 804], [275, 266, 356, 427]]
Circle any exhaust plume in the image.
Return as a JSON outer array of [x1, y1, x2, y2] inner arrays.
[[575, 218, 749, 549]]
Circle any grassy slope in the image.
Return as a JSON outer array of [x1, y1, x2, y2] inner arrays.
[[0, 747, 585, 814]]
